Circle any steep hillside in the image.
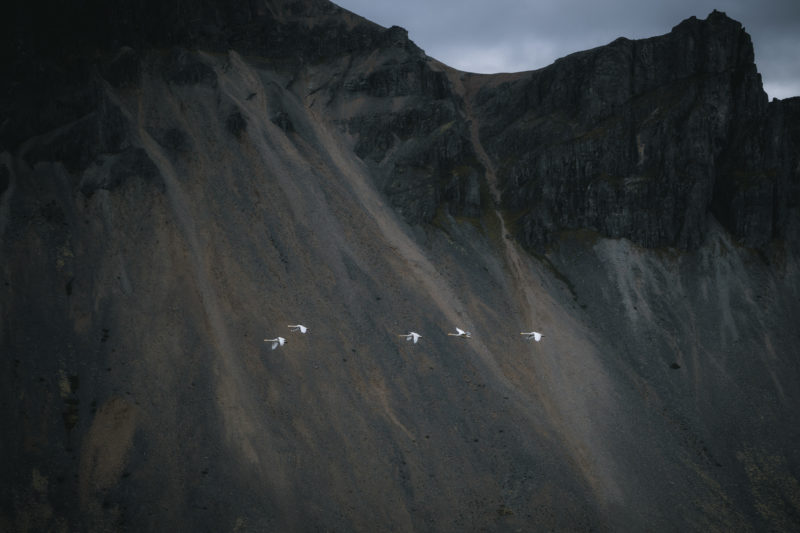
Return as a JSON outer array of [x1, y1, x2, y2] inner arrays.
[[2, 1, 799, 531]]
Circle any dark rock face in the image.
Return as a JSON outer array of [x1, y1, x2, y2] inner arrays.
[[226, 110, 248, 139], [471, 11, 797, 251], [100, 47, 142, 89], [712, 96, 800, 247], [346, 101, 483, 221], [321, 26, 484, 222], [79, 147, 163, 197], [163, 48, 218, 87], [2, 1, 800, 532]]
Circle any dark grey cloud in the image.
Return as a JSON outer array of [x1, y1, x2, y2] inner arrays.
[[334, 0, 800, 100]]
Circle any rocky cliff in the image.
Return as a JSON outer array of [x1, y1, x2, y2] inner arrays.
[[2, 1, 800, 531], [472, 10, 799, 251]]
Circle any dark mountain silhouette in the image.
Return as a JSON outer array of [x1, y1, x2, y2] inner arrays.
[[2, 0, 799, 531]]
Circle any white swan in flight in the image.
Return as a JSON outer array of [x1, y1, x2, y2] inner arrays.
[[447, 327, 472, 338], [521, 331, 543, 342], [288, 324, 308, 333], [264, 336, 287, 350], [399, 332, 422, 344]]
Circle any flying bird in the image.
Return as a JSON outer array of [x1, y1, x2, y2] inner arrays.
[[447, 327, 472, 338], [521, 331, 543, 342], [399, 332, 422, 344], [264, 336, 287, 350], [288, 324, 308, 333]]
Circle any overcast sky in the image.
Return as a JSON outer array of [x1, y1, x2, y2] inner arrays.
[[332, 0, 799, 100]]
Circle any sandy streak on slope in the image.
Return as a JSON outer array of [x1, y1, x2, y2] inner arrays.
[[104, 78, 262, 465], [210, 52, 470, 336], [452, 70, 626, 506], [214, 53, 486, 445], [298, 100, 538, 400], [219, 50, 623, 507]]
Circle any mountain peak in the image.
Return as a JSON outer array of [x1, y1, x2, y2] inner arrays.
[[2, 2, 800, 531]]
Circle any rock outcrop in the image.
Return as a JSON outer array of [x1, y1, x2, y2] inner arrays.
[[471, 10, 799, 250]]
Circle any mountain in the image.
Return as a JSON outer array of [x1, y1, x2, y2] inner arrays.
[[2, 0, 799, 531]]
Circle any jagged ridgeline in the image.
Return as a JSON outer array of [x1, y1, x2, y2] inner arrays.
[[2, 0, 799, 531]]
